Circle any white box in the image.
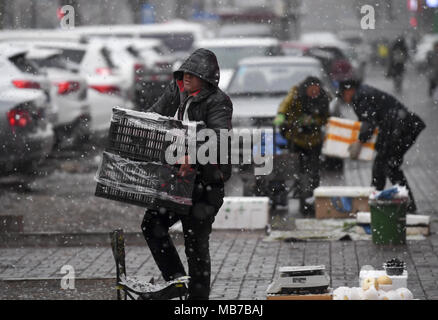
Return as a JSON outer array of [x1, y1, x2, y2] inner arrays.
[[213, 197, 270, 230], [322, 117, 378, 161], [359, 270, 408, 290]]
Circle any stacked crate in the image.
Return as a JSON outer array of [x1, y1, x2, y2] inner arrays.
[[95, 107, 204, 215]]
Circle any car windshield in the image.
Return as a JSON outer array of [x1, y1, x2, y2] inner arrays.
[[227, 63, 322, 95], [207, 46, 273, 69]]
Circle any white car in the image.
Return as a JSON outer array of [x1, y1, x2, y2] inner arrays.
[[18, 41, 130, 134], [0, 44, 55, 123], [72, 19, 210, 59], [86, 38, 144, 105], [194, 37, 283, 90], [226, 56, 331, 123], [85, 37, 174, 110], [26, 47, 91, 149], [107, 38, 175, 110]]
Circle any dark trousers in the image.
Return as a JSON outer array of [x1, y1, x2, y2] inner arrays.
[[294, 144, 322, 198], [372, 141, 417, 212], [141, 183, 223, 300]]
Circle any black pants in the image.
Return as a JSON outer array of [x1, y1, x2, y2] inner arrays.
[[429, 79, 437, 97], [141, 183, 224, 300], [293, 144, 322, 198], [372, 139, 418, 212], [372, 112, 425, 212]]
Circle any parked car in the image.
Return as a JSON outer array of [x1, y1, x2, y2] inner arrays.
[[26, 47, 91, 150], [124, 39, 175, 111], [19, 41, 129, 135], [282, 40, 359, 87], [0, 87, 54, 183], [73, 19, 210, 59], [226, 56, 332, 125], [0, 43, 55, 122], [226, 56, 332, 161], [225, 56, 334, 198], [86, 38, 145, 106], [194, 37, 284, 90], [0, 29, 82, 44], [87, 37, 175, 111]]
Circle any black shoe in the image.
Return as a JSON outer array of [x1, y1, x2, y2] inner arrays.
[[137, 277, 189, 300], [303, 203, 315, 215], [299, 198, 315, 215]]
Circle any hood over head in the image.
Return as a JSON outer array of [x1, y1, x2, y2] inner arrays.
[[174, 48, 220, 88]]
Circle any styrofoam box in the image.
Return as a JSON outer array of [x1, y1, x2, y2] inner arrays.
[[213, 197, 270, 230], [359, 270, 408, 290], [314, 186, 376, 198], [322, 117, 378, 161]]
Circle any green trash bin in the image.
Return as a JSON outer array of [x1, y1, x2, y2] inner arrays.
[[369, 198, 408, 245]]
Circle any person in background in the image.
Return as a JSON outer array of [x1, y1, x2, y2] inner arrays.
[[386, 36, 409, 93], [337, 79, 425, 213], [426, 41, 438, 98], [273, 76, 330, 214]]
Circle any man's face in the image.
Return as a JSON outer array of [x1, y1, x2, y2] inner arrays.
[[183, 72, 203, 94], [306, 84, 321, 99], [342, 88, 356, 104]]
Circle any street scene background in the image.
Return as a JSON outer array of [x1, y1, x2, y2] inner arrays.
[[0, 0, 438, 301]]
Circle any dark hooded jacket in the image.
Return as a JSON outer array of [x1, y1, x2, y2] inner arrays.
[[351, 84, 425, 155], [148, 48, 233, 185]]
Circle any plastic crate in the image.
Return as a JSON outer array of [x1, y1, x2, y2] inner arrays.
[[95, 151, 196, 215], [106, 107, 200, 163]]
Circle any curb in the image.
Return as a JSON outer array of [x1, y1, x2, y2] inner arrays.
[[0, 231, 184, 248]]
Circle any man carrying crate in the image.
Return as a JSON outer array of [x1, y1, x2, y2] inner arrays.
[[141, 48, 233, 300], [337, 79, 425, 213]]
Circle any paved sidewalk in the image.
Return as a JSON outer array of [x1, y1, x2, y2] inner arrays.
[[1, 229, 438, 300]]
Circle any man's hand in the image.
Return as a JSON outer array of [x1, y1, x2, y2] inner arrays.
[[177, 155, 192, 177], [273, 113, 285, 126], [348, 141, 362, 160]]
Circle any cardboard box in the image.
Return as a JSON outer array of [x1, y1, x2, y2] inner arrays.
[[314, 186, 375, 219], [322, 117, 378, 161], [213, 197, 270, 230]]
